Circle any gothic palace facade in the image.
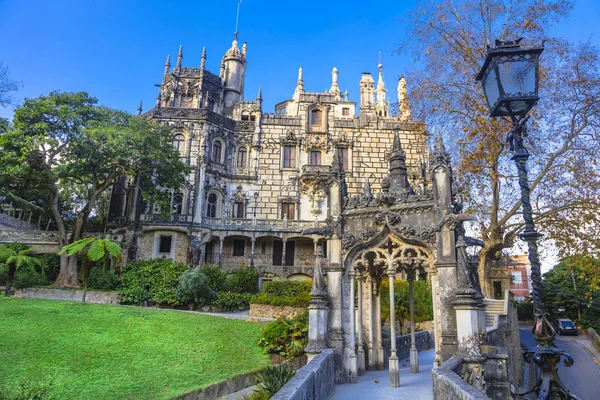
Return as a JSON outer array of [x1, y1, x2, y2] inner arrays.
[[107, 35, 430, 281]]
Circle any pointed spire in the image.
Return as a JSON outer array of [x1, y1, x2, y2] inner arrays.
[[257, 86, 262, 100], [330, 66, 341, 99], [137, 100, 143, 116], [364, 177, 372, 197], [294, 66, 304, 99], [376, 60, 388, 117], [176, 45, 183, 69], [155, 89, 162, 108], [200, 47, 206, 71], [397, 76, 411, 121], [434, 131, 447, 162], [164, 55, 171, 76], [388, 131, 411, 192]]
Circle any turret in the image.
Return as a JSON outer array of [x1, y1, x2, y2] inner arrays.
[[388, 132, 411, 193], [359, 72, 375, 114], [375, 63, 389, 117], [256, 86, 262, 110], [397, 76, 411, 121], [176, 45, 183, 70], [200, 47, 206, 71], [293, 66, 304, 99], [330, 67, 341, 100], [221, 36, 247, 109]]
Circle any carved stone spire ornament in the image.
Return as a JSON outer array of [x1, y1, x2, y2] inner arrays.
[[294, 66, 304, 99], [364, 177, 372, 197], [397, 76, 411, 121], [200, 46, 206, 71], [176, 45, 183, 70], [376, 60, 388, 117], [305, 246, 329, 358], [137, 101, 143, 116], [387, 132, 411, 193], [330, 66, 342, 99], [434, 131, 447, 163]]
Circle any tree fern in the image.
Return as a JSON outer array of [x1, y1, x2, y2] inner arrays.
[[58, 238, 95, 257]]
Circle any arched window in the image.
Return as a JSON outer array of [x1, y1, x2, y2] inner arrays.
[[212, 141, 222, 163], [237, 147, 247, 167], [172, 192, 184, 214], [311, 109, 322, 125], [206, 193, 218, 217], [172, 134, 185, 154], [232, 201, 245, 218]]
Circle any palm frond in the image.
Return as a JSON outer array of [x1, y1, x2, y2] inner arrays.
[[87, 240, 105, 262], [0, 245, 15, 263], [59, 238, 95, 256]]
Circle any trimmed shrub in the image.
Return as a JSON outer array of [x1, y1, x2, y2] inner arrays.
[[200, 264, 227, 292], [225, 266, 259, 294], [118, 259, 187, 306], [209, 292, 253, 311], [257, 312, 308, 359], [252, 280, 312, 308], [176, 269, 216, 308], [87, 268, 120, 291]]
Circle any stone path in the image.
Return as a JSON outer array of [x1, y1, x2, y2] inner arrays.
[[329, 349, 435, 400]]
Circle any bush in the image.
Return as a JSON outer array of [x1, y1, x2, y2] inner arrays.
[[0, 379, 55, 400], [245, 365, 296, 400], [200, 264, 227, 292], [252, 280, 312, 308], [257, 312, 308, 359], [225, 267, 259, 294], [118, 259, 187, 306], [87, 268, 120, 291], [176, 269, 216, 308], [0, 265, 47, 289], [515, 299, 534, 321], [209, 292, 253, 311], [36, 253, 60, 283]]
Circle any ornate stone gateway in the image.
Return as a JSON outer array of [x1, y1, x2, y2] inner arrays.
[[304, 133, 486, 386]]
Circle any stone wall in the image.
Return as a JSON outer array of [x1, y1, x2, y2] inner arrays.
[[271, 349, 335, 400], [175, 372, 257, 400], [432, 355, 492, 400], [380, 330, 434, 368], [249, 303, 305, 319], [14, 287, 118, 305]]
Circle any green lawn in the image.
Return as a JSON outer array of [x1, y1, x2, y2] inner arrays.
[[0, 297, 270, 399]]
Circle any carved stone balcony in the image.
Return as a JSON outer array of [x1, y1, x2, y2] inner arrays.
[[301, 164, 332, 180], [140, 214, 192, 225]]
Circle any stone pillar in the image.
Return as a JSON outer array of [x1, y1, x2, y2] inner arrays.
[[388, 267, 400, 387], [282, 238, 287, 267], [454, 289, 483, 356], [218, 237, 224, 266], [356, 271, 366, 376], [326, 235, 345, 383], [305, 247, 329, 362], [250, 238, 256, 267], [375, 281, 384, 370], [408, 268, 419, 373], [348, 269, 358, 383], [366, 277, 377, 370]]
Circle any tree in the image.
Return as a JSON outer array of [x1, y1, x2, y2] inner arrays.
[[400, 0, 600, 296], [0, 61, 21, 107], [2, 91, 189, 287], [381, 280, 434, 333], [0, 243, 41, 296], [59, 237, 122, 302]]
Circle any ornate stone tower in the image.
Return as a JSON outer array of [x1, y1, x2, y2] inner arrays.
[[375, 63, 389, 117], [359, 72, 375, 114], [220, 35, 247, 112]]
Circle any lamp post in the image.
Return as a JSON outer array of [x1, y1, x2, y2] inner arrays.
[[253, 191, 259, 218], [477, 39, 577, 399]]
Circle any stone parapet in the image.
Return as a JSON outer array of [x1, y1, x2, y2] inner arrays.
[[271, 349, 335, 400], [432, 355, 492, 400], [13, 287, 118, 305], [380, 330, 434, 369], [249, 303, 305, 319]]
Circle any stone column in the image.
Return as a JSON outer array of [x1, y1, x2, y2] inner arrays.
[[366, 277, 377, 370], [218, 237, 224, 266], [356, 271, 366, 376], [281, 238, 287, 267], [326, 234, 345, 383], [388, 266, 400, 387], [305, 247, 329, 362], [408, 267, 419, 373], [348, 269, 358, 383], [454, 290, 483, 356], [250, 238, 256, 267], [375, 280, 384, 370]]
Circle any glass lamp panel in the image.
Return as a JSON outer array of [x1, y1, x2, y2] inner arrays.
[[497, 58, 536, 97], [483, 66, 501, 110]]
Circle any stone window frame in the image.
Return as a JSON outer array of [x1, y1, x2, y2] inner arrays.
[[206, 190, 222, 218], [235, 145, 249, 167], [309, 150, 322, 165], [307, 104, 328, 132], [153, 232, 176, 260], [281, 144, 298, 169], [211, 138, 225, 164], [342, 107, 351, 117], [279, 197, 297, 220], [172, 132, 186, 154], [336, 146, 351, 171], [232, 239, 246, 257]]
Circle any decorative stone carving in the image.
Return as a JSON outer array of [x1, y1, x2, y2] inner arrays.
[[360, 228, 378, 242], [341, 232, 357, 252], [374, 210, 401, 226], [419, 227, 437, 245]]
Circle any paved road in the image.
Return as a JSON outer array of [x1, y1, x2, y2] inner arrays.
[[520, 328, 600, 399]]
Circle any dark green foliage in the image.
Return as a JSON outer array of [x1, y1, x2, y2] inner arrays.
[[253, 280, 312, 308], [0, 379, 54, 400], [176, 269, 217, 308], [36, 253, 59, 283], [0, 244, 41, 296], [381, 280, 434, 333], [200, 264, 228, 291], [257, 312, 308, 359], [225, 267, 259, 294], [87, 268, 120, 291], [515, 299, 534, 321], [118, 259, 187, 306], [209, 292, 253, 311], [248, 365, 296, 399]]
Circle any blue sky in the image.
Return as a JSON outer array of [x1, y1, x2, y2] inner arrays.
[[1, 0, 598, 120]]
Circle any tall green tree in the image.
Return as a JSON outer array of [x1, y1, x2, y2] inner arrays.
[[400, 0, 600, 296], [0, 243, 41, 296], [2, 91, 188, 287]]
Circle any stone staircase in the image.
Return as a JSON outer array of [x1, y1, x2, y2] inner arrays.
[[483, 297, 506, 330]]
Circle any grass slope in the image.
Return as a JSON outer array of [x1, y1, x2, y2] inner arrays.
[[0, 297, 270, 399]]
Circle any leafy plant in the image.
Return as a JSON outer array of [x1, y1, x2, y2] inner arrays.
[[200, 264, 227, 292], [257, 313, 308, 359], [252, 280, 312, 308], [209, 292, 253, 311], [249, 365, 296, 399], [87, 268, 120, 291], [0, 244, 41, 296], [118, 259, 187, 306], [225, 267, 260, 294], [176, 269, 216, 309], [380, 280, 433, 334]]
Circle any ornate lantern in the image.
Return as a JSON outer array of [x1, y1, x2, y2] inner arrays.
[[476, 38, 544, 119]]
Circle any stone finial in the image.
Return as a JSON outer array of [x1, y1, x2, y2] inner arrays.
[[257, 86, 262, 100], [176, 45, 183, 69], [311, 246, 326, 296], [388, 132, 410, 192], [137, 100, 143, 116], [200, 47, 206, 71], [293, 66, 304, 99], [376, 63, 388, 117], [364, 177, 372, 197], [155, 89, 162, 108], [242, 42, 247, 56], [434, 131, 447, 162], [164, 55, 171, 76], [330, 66, 341, 99], [344, 89, 349, 101], [397, 76, 411, 121]]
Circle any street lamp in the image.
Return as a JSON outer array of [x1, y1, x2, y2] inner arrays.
[[477, 39, 577, 399]]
